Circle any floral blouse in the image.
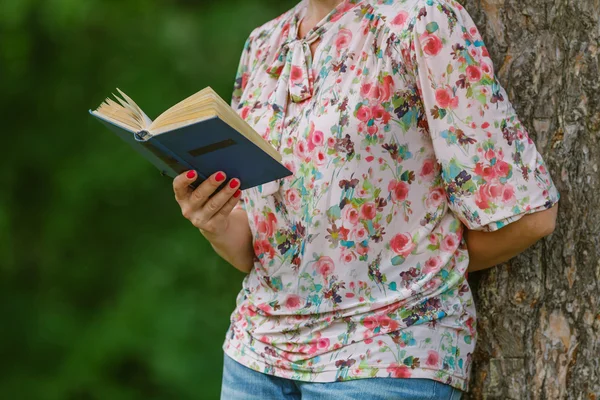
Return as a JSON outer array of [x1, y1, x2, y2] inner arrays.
[[222, 0, 559, 392]]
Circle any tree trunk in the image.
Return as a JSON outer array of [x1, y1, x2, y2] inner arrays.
[[461, 0, 600, 399]]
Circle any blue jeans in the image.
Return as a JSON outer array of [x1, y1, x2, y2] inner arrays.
[[221, 353, 463, 400]]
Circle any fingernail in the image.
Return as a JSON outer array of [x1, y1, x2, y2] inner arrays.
[[233, 189, 241, 198], [186, 170, 196, 179], [215, 172, 225, 182], [229, 179, 239, 189]]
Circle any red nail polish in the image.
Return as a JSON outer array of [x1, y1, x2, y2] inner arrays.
[[229, 179, 239, 189], [186, 170, 196, 179], [215, 172, 225, 182], [233, 189, 241, 198]]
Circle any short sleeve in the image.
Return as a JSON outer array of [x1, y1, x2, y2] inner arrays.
[[231, 33, 255, 212], [408, 0, 559, 231]]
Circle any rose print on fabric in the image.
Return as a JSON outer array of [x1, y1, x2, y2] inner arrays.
[[411, 0, 559, 232], [224, 0, 559, 392]]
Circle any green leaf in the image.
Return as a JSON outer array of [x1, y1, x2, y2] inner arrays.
[[351, 198, 366, 207], [461, 179, 477, 194], [479, 76, 494, 85], [392, 95, 404, 109], [425, 21, 439, 33], [326, 205, 341, 219], [411, 231, 420, 244], [399, 308, 412, 318], [270, 276, 283, 290], [391, 255, 405, 266], [400, 170, 410, 182], [449, 218, 461, 232], [275, 232, 286, 244]]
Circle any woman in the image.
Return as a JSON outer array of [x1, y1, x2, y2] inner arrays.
[[172, 0, 560, 398]]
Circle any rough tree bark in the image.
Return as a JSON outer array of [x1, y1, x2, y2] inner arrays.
[[460, 0, 600, 399]]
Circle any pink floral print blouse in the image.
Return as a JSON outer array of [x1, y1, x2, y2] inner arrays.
[[222, 0, 559, 392]]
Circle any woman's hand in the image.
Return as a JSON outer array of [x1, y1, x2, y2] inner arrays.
[[173, 170, 255, 273], [173, 170, 241, 237]]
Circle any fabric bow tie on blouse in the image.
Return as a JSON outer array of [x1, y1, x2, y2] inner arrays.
[[258, 20, 320, 198], [266, 33, 318, 105], [266, 0, 365, 112], [258, 1, 363, 198]]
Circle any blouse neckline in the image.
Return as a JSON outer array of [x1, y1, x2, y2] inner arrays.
[[290, 0, 365, 44]]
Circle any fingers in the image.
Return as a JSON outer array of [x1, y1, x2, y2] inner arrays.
[[217, 188, 243, 218], [174, 169, 242, 229], [198, 177, 241, 221], [173, 170, 197, 201], [202, 189, 242, 233], [188, 171, 228, 208]]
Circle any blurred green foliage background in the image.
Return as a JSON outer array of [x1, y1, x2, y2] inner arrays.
[[0, 1, 297, 399]]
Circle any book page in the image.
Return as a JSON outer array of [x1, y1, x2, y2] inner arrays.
[[150, 87, 213, 130], [92, 89, 152, 132]]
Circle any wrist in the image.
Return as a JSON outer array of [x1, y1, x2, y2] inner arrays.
[[199, 211, 242, 246], [199, 225, 229, 245], [199, 216, 230, 241]]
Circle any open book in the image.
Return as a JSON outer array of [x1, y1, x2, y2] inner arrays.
[[89, 87, 292, 190]]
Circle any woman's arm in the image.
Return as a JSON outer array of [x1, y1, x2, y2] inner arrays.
[[407, 1, 561, 275], [173, 170, 255, 274], [464, 202, 558, 273], [201, 208, 254, 274]]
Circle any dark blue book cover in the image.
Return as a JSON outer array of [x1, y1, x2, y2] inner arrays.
[[89, 111, 292, 191]]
